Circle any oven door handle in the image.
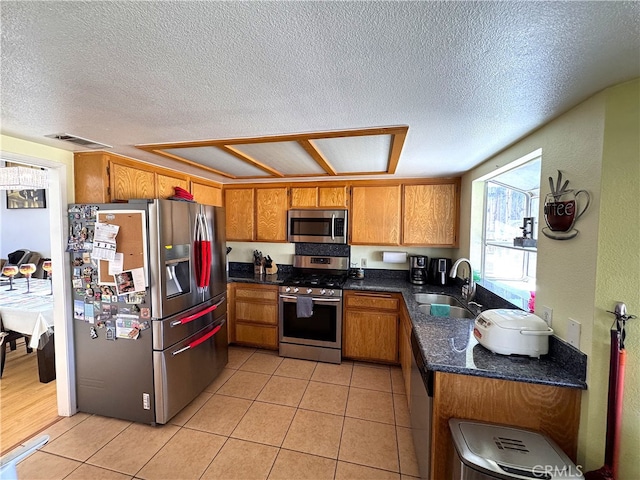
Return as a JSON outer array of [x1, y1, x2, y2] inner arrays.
[[279, 294, 341, 303]]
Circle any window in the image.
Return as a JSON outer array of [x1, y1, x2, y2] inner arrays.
[[471, 155, 541, 309]]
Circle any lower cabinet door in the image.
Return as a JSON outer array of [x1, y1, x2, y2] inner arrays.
[[343, 310, 398, 363]]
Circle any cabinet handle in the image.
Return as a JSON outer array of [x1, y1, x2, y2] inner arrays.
[[353, 292, 393, 298]]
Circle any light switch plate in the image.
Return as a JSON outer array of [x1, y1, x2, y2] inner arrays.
[[361, 258, 367, 268], [541, 306, 553, 327], [567, 318, 581, 349]]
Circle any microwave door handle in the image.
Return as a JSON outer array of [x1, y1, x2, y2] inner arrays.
[[331, 214, 336, 240]]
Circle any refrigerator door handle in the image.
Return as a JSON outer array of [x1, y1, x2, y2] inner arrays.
[[172, 320, 225, 356], [194, 209, 213, 290], [170, 297, 225, 327]]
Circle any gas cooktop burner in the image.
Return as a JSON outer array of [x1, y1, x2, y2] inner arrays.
[[285, 273, 347, 289]]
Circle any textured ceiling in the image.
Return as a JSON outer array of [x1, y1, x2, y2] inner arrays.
[[1, 1, 639, 184]]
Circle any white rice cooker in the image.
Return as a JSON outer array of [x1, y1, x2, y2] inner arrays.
[[474, 309, 554, 358]]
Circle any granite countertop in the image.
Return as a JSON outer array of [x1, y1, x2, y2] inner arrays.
[[228, 271, 289, 284], [344, 277, 587, 390], [228, 269, 587, 390]]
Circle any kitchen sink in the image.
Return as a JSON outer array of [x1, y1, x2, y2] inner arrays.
[[418, 304, 476, 319], [414, 293, 464, 307]]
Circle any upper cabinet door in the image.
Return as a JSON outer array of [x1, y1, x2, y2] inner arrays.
[[191, 181, 223, 206], [403, 182, 459, 247], [74, 152, 110, 203], [110, 162, 155, 201], [350, 185, 401, 245], [318, 186, 348, 208], [225, 188, 255, 241], [256, 188, 288, 242], [157, 173, 189, 199], [290, 185, 348, 208], [290, 187, 318, 208]]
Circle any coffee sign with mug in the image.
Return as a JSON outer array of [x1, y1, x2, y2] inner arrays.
[[542, 170, 590, 240]]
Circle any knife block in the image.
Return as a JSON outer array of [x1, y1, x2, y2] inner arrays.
[[266, 262, 278, 275]]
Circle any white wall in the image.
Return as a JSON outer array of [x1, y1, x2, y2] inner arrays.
[[1, 193, 51, 258]]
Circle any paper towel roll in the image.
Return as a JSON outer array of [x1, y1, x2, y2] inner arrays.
[[382, 251, 407, 263]]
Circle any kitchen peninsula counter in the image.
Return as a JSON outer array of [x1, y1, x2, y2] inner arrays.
[[344, 276, 587, 390]]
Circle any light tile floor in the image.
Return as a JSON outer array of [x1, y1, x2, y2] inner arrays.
[[16, 346, 420, 480]]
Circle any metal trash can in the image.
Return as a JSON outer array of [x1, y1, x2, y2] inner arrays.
[[449, 419, 584, 480]]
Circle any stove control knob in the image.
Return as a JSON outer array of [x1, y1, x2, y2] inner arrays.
[[293, 287, 299, 293], [320, 289, 326, 295], [285, 286, 291, 293], [306, 288, 313, 294], [328, 290, 335, 296]]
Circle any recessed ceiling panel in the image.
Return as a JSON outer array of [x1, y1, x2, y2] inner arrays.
[[232, 141, 326, 175], [164, 147, 271, 177], [313, 135, 391, 174]]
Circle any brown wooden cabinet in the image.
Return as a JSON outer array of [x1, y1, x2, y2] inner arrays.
[[229, 283, 279, 349], [73, 151, 220, 205], [403, 181, 459, 247], [110, 161, 156, 201], [350, 185, 402, 245], [191, 180, 222, 206], [398, 300, 412, 399], [74, 152, 110, 203], [348, 180, 460, 247], [224, 187, 288, 241], [343, 291, 400, 363], [290, 185, 348, 208], [157, 173, 189, 199], [431, 372, 581, 479], [225, 188, 255, 241], [255, 187, 288, 242]]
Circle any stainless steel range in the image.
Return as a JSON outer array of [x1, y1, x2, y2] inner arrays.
[[279, 255, 348, 364]]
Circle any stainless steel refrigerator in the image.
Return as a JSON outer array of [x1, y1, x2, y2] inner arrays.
[[68, 199, 228, 424]]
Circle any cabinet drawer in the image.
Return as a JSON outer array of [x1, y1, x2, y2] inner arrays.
[[235, 287, 278, 302], [235, 301, 277, 325], [345, 292, 399, 311], [235, 324, 278, 349]]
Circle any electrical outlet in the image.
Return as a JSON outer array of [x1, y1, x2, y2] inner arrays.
[[541, 306, 553, 327], [567, 318, 581, 349], [361, 258, 367, 268]]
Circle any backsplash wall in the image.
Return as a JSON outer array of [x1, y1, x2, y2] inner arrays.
[[227, 241, 458, 271]]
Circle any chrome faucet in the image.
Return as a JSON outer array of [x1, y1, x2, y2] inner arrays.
[[449, 258, 476, 301]]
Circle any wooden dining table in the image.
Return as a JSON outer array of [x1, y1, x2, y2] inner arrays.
[[0, 277, 55, 382]]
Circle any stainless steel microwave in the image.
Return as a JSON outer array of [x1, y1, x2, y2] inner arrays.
[[287, 209, 348, 244]]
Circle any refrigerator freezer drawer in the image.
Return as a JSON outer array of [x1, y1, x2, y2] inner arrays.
[[75, 320, 156, 425], [153, 318, 228, 424], [153, 294, 226, 350]]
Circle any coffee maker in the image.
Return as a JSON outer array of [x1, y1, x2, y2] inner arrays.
[[428, 257, 452, 286], [409, 255, 428, 285]]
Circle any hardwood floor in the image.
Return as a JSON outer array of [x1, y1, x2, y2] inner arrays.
[[0, 337, 60, 455]]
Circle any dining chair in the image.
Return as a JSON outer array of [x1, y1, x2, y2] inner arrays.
[[0, 317, 33, 378]]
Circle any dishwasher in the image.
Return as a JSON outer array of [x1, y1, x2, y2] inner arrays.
[[410, 332, 433, 480]]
